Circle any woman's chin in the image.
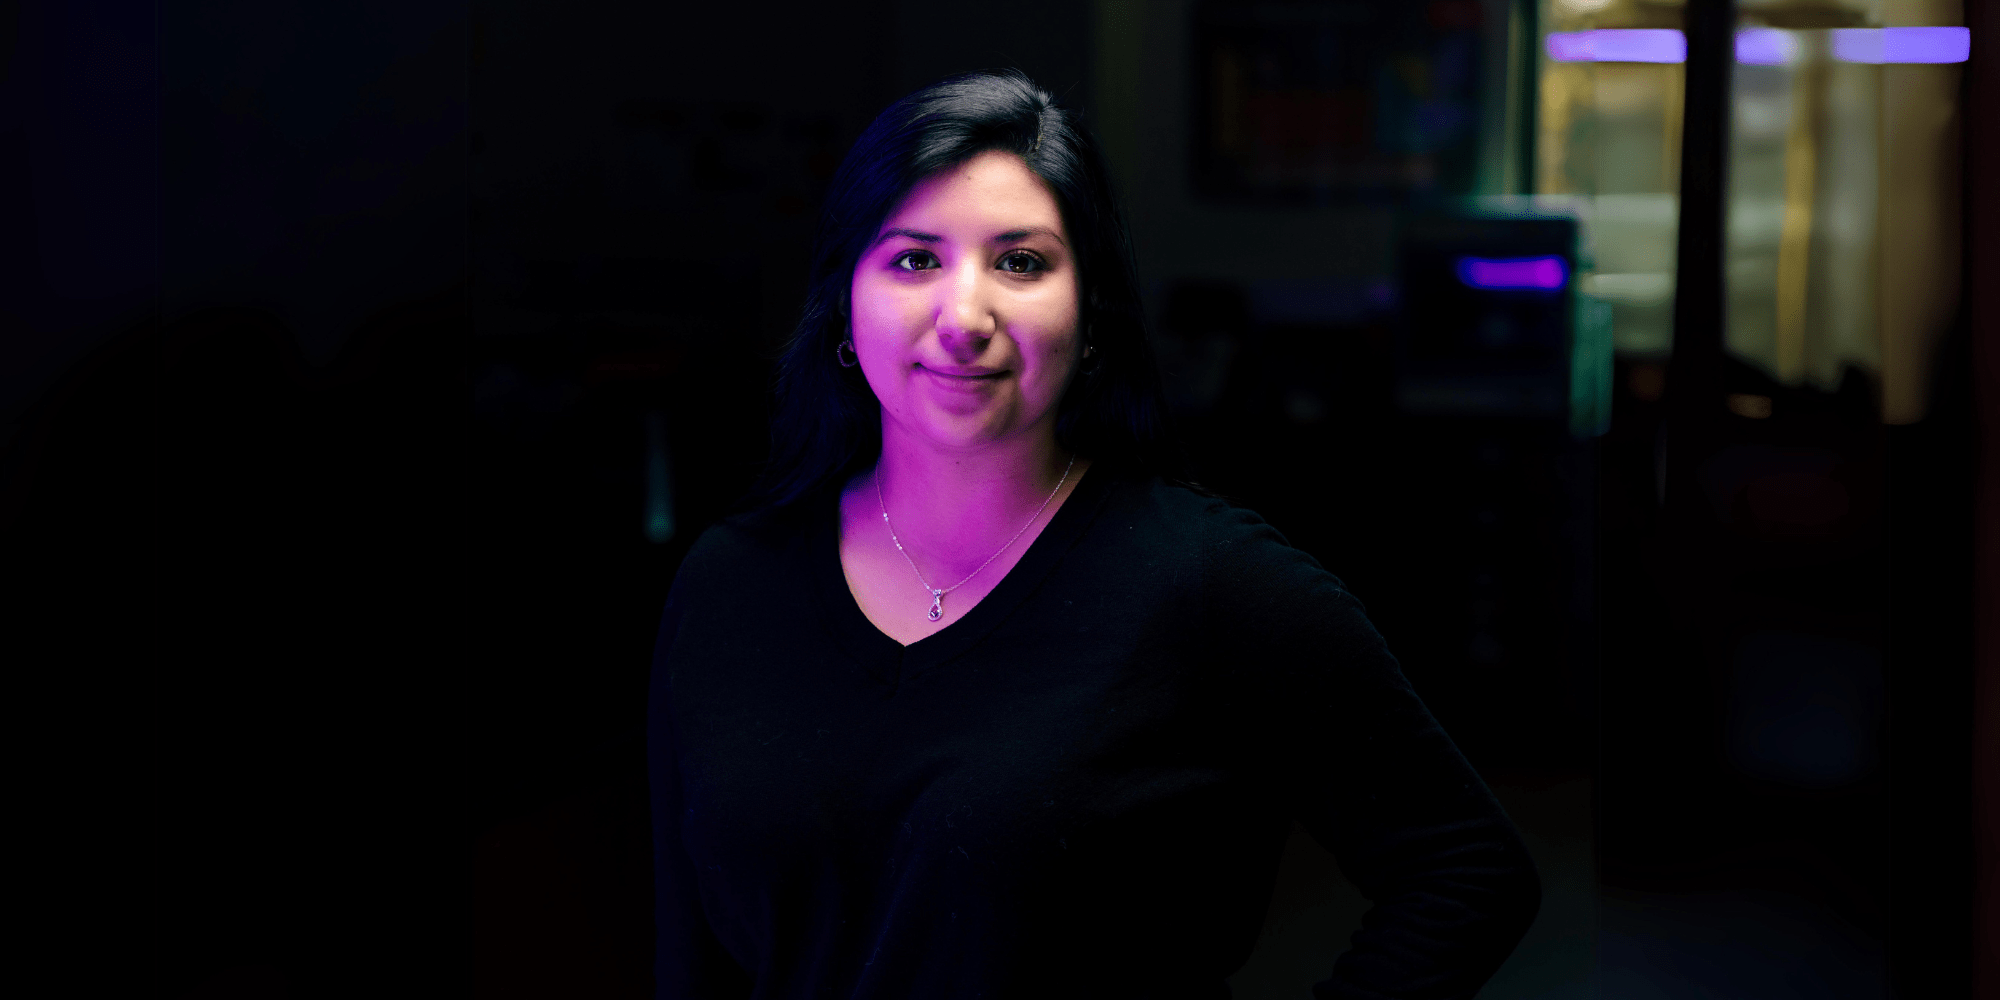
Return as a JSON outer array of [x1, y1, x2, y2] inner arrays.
[[908, 400, 1028, 450]]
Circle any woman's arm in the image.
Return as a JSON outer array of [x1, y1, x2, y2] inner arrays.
[[648, 592, 755, 1000], [1205, 504, 1542, 999]]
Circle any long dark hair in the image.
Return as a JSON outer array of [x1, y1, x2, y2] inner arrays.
[[739, 70, 1183, 521]]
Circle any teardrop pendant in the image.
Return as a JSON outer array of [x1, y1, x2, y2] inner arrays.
[[926, 591, 944, 621]]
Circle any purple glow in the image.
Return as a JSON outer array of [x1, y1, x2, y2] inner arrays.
[[1546, 29, 1686, 63], [1458, 256, 1568, 292], [1548, 26, 1968, 65], [1831, 26, 1971, 63], [1735, 28, 1797, 65]]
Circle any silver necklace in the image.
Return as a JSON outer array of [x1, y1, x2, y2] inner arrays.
[[876, 454, 1077, 622]]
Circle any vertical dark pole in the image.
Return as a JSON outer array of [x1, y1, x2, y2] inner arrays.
[[1515, 0, 1539, 195], [1643, 0, 1734, 887], [1662, 0, 1734, 511]]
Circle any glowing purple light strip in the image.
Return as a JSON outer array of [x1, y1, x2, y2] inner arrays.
[[1546, 27, 1971, 64], [1458, 256, 1568, 292], [1735, 28, 1797, 65], [1546, 29, 1685, 63], [1831, 27, 1971, 63]]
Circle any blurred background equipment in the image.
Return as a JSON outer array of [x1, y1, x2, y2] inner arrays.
[[2, 1, 1987, 998]]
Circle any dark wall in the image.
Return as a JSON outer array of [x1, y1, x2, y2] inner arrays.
[[0, 1, 159, 446]]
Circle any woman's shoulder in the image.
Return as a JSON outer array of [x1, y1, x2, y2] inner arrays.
[[1120, 474, 1295, 550], [1115, 474, 1355, 600], [671, 503, 818, 592]]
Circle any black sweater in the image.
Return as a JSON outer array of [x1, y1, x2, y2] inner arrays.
[[648, 465, 1540, 999]]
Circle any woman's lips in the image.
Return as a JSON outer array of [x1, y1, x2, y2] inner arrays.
[[919, 364, 1007, 392]]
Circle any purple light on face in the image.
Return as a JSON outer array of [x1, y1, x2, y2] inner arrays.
[[1735, 28, 1798, 65], [1457, 256, 1568, 292], [1546, 29, 1687, 63], [1832, 26, 1971, 63]]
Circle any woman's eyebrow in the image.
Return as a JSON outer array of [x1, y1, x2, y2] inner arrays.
[[993, 226, 1065, 247], [870, 227, 942, 249]]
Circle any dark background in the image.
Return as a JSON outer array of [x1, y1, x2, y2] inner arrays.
[[1, 2, 1989, 998]]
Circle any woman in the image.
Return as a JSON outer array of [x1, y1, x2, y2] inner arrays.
[[649, 70, 1539, 999]]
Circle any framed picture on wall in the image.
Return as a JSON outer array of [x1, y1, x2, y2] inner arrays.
[[1191, 0, 1488, 201]]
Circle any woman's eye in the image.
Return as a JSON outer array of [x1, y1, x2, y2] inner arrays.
[[893, 251, 939, 272], [999, 252, 1043, 274]]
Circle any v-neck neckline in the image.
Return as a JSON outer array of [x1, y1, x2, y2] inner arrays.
[[808, 462, 1119, 690]]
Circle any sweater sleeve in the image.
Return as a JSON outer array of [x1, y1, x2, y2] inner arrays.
[[648, 572, 755, 1000], [1203, 503, 1541, 1000]]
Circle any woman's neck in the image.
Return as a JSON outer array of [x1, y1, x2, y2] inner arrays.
[[871, 421, 1080, 571]]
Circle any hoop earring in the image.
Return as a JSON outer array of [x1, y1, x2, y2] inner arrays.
[[1080, 343, 1101, 376], [836, 339, 859, 368]]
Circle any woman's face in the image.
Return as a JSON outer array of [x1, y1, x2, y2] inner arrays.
[[849, 150, 1082, 454]]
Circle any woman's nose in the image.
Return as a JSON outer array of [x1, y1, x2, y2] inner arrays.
[[935, 260, 996, 348]]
